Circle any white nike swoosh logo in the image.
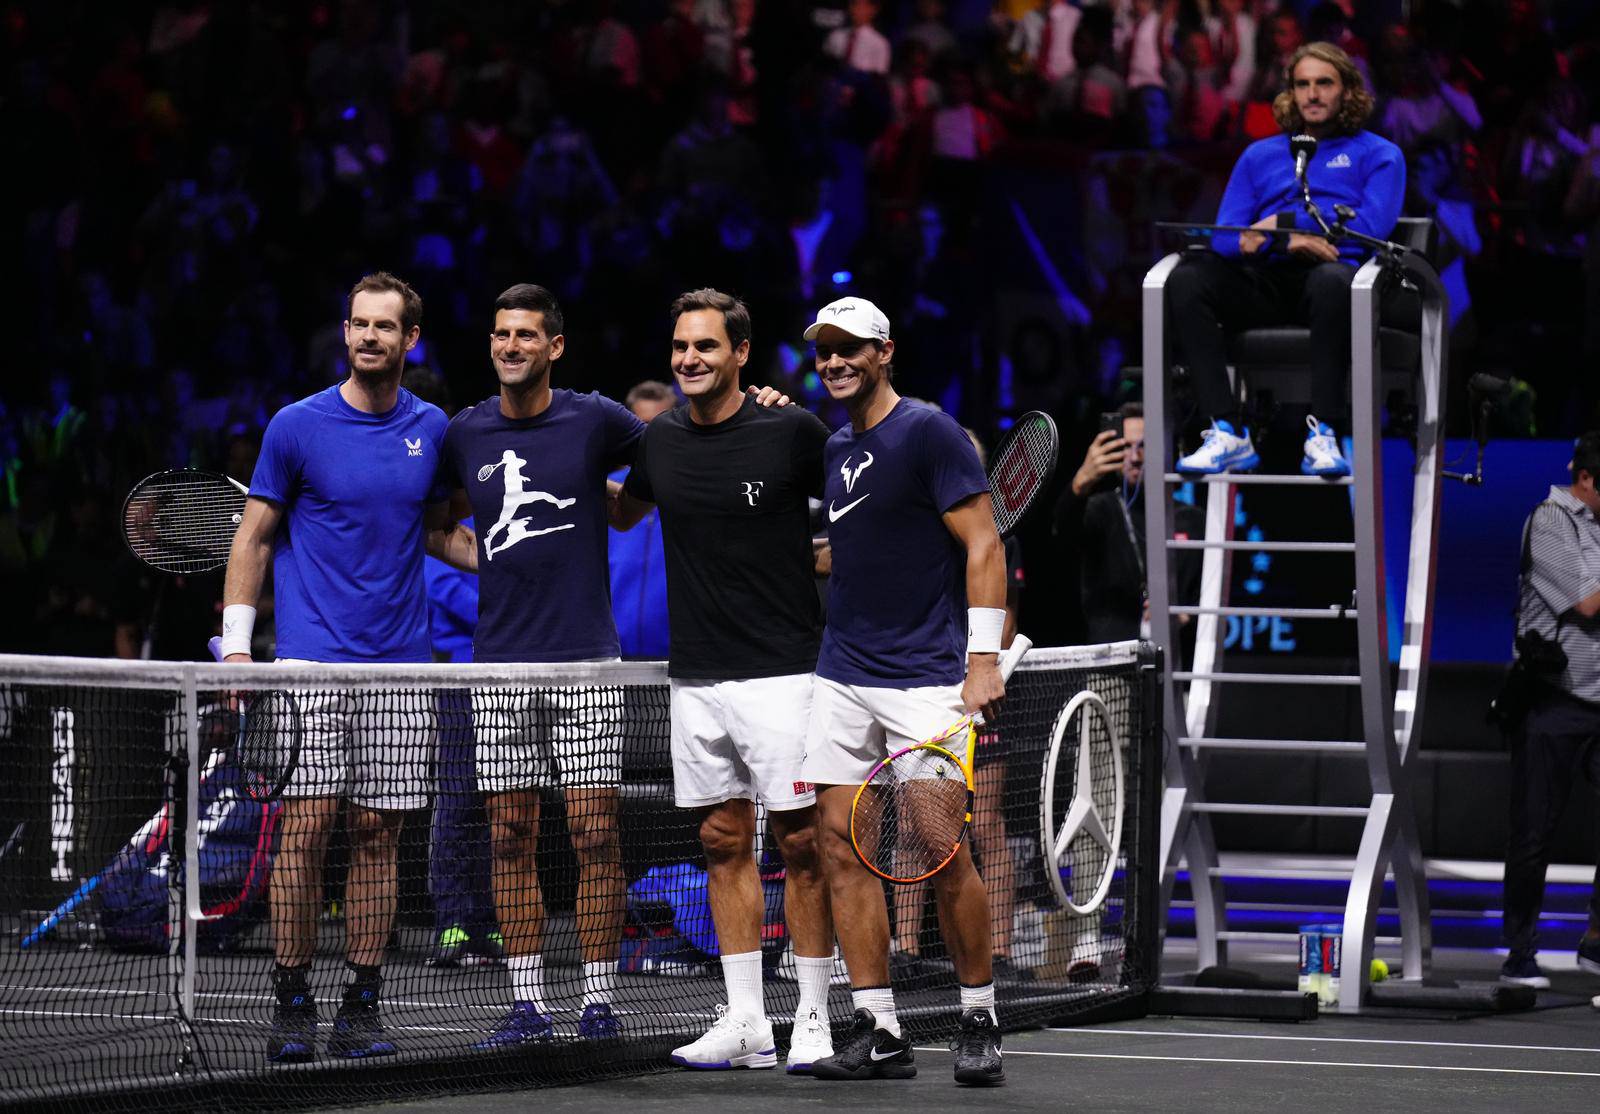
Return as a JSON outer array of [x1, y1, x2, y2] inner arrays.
[[828, 494, 870, 522], [869, 1045, 901, 1061]]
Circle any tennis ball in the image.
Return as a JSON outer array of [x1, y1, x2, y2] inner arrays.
[[1370, 958, 1389, 983]]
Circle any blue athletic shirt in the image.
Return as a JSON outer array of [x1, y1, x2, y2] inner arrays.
[[249, 384, 450, 663], [817, 400, 990, 688], [1212, 130, 1405, 264], [440, 389, 644, 663]]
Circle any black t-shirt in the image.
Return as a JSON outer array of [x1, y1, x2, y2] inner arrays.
[[624, 397, 830, 679]]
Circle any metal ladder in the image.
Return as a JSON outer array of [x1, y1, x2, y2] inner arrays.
[[1142, 247, 1449, 1011]]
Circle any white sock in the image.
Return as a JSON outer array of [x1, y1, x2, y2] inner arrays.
[[960, 982, 997, 1024], [721, 950, 765, 1022], [793, 954, 833, 1019], [851, 986, 900, 1037], [509, 953, 546, 1013], [582, 959, 616, 1008]]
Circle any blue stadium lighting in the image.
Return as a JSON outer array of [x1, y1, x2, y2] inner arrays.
[[341, 105, 358, 121], [831, 270, 852, 285], [997, 416, 1014, 431]]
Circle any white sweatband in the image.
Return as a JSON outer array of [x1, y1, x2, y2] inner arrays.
[[219, 604, 256, 658], [967, 607, 1005, 655]]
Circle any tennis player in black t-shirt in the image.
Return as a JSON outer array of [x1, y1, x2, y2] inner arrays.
[[613, 289, 837, 1075]]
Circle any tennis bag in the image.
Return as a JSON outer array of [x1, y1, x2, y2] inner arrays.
[[98, 759, 280, 953]]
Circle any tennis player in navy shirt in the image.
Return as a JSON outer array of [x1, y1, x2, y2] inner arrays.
[[434, 283, 644, 1048], [221, 271, 476, 1063], [1164, 40, 1414, 480], [798, 298, 1008, 1086]]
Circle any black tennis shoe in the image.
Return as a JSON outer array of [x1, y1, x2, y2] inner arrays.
[[266, 992, 317, 1064], [950, 1007, 1004, 1085], [327, 986, 397, 1058], [810, 1008, 915, 1080]]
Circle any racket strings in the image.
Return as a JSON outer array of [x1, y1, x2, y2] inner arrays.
[[854, 746, 971, 881], [123, 473, 246, 573]]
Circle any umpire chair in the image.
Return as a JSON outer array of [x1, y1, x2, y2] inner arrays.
[[1142, 216, 1448, 1011]]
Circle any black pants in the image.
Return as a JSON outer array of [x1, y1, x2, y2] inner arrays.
[[1501, 687, 1600, 956], [1165, 252, 1421, 425]]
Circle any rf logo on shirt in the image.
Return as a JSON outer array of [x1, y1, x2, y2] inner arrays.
[[740, 481, 764, 507]]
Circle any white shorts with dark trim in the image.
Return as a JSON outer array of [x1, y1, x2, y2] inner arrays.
[[473, 666, 626, 794], [669, 672, 816, 811], [276, 659, 435, 811], [801, 676, 965, 787]]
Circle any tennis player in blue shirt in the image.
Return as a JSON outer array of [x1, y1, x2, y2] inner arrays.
[[221, 272, 476, 1063], [1165, 41, 1416, 479], [797, 298, 1008, 1086]]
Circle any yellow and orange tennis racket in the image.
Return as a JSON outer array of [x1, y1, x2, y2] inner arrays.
[[849, 636, 1032, 884]]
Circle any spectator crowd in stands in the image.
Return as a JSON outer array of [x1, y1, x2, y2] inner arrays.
[[2, 0, 1598, 658]]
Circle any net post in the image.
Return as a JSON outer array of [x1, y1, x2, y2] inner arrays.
[[176, 664, 200, 1061]]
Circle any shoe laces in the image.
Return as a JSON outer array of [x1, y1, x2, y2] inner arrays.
[[949, 1015, 999, 1055], [706, 1003, 747, 1036]]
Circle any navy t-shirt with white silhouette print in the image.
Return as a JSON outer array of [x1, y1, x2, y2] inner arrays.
[[817, 399, 990, 688], [440, 389, 643, 663], [249, 384, 451, 663]]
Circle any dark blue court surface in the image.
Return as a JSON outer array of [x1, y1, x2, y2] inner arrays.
[[332, 944, 1600, 1114]]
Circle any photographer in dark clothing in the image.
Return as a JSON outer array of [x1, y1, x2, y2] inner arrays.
[[1499, 431, 1600, 989], [1053, 402, 1201, 645]]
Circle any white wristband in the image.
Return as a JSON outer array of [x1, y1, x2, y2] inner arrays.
[[219, 604, 256, 658], [967, 607, 1005, 655]]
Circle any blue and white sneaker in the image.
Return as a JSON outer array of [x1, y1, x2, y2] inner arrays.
[[578, 1002, 622, 1040], [1301, 415, 1352, 477], [670, 1004, 777, 1069], [1176, 420, 1260, 474], [474, 1002, 556, 1050]]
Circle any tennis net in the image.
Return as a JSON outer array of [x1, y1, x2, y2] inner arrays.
[[0, 643, 1159, 1110]]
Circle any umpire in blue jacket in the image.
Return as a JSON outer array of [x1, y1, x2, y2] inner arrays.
[[1166, 41, 1417, 480]]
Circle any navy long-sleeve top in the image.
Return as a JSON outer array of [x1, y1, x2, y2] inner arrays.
[[1212, 130, 1406, 264]]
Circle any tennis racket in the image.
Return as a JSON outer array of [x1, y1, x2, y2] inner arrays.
[[122, 469, 250, 574], [850, 635, 1033, 885], [207, 635, 302, 802], [987, 411, 1059, 539], [231, 689, 303, 803]]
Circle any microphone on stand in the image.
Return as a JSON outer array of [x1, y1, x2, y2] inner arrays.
[[1288, 133, 1332, 235], [1290, 133, 1318, 183]]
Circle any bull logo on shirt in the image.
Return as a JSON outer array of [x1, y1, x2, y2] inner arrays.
[[477, 449, 576, 560], [840, 452, 874, 493]]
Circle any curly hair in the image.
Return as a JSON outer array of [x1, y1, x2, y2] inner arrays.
[[1271, 41, 1376, 135]]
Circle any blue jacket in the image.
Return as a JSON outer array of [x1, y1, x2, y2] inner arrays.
[[1213, 130, 1405, 264], [424, 517, 478, 663], [608, 467, 670, 658]]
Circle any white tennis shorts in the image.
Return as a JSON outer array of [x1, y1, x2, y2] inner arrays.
[[669, 673, 816, 811], [801, 677, 966, 787], [277, 660, 435, 811], [473, 672, 625, 795]]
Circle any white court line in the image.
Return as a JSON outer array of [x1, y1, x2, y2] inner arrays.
[[916, 1046, 1600, 1079], [1044, 1026, 1600, 1056]]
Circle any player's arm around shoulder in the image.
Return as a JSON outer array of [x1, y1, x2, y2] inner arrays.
[[943, 492, 1007, 721], [425, 497, 478, 572]]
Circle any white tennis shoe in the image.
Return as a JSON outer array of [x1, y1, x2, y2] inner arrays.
[[1301, 415, 1352, 477], [785, 1007, 833, 1074], [670, 1004, 777, 1070], [1176, 420, 1259, 474]]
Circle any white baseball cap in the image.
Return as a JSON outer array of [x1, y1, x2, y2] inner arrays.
[[803, 297, 891, 343]]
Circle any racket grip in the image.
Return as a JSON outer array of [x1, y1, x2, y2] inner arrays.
[[971, 634, 1033, 729], [998, 634, 1033, 681], [208, 635, 223, 662]]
